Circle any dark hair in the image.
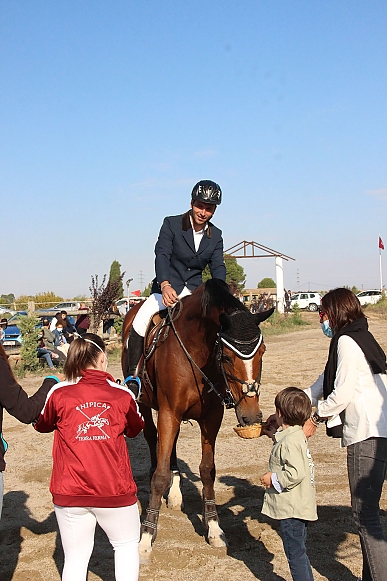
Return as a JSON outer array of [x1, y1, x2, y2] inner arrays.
[[64, 333, 106, 381], [321, 287, 364, 332], [0, 343, 15, 380], [61, 310, 67, 316], [275, 387, 311, 426], [42, 319, 50, 326]]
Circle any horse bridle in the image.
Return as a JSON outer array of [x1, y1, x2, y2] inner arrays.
[[167, 305, 262, 410]]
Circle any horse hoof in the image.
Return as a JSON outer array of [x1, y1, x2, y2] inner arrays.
[[167, 471, 183, 510], [207, 520, 228, 548], [139, 531, 153, 564], [208, 533, 228, 549], [139, 550, 153, 565], [167, 498, 184, 511]]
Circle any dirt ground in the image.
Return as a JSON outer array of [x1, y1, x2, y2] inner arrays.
[[1, 314, 386, 581]]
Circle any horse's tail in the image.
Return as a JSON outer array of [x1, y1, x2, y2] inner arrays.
[[201, 278, 247, 316]]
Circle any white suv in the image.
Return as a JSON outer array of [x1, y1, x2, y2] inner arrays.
[[356, 290, 382, 306], [290, 292, 322, 312]]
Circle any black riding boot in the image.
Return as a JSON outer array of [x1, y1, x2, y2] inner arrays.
[[125, 328, 144, 398]]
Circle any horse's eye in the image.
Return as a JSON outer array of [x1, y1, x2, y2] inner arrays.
[[222, 355, 233, 365]]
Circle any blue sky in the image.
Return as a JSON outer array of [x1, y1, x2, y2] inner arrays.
[[1, 1, 386, 298]]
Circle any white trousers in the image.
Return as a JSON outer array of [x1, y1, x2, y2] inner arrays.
[[132, 287, 192, 337], [54, 504, 140, 581]]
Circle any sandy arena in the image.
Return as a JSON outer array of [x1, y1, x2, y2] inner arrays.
[[1, 314, 386, 581]]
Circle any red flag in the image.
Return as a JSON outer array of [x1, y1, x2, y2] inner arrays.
[[379, 237, 384, 250], [132, 290, 141, 297]]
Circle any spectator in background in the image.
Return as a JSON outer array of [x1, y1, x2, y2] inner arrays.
[[284, 289, 291, 313], [103, 302, 119, 335], [50, 312, 65, 332], [75, 303, 90, 336], [52, 322, 70, 357], [40, 319, 66, 364], [61, 310, 76, 343], [118, 300, 128, 317]]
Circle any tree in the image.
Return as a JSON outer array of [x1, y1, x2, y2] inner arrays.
[[0, 293, 15, 306], [34, 292, 64, 309], [258, 277, 276, 289], [202, 254, 246, 291], [89, 273, 125, 333], [109, 260, 124, 299], [142, 282, 152, 297]]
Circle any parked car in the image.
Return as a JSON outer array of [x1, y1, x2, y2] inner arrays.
[[2, 312, 53, 350], [356, 290, 382, 306], [2, 311, 28, 348], [290, 292, 322, 312], [37, 301, 80, 313], [0, 306, 16, 316]]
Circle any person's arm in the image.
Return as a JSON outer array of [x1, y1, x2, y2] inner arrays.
[[33, 389, 60, 433], [0, 358, 59, 424], [154, 217, 174, 289], [208, 235, 226, 281], [304, 372, 324, 407], [124, 395, 145, 438], [317, 336, 359, 419]]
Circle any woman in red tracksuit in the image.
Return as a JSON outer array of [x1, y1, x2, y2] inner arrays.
[[34, 333, 144, 581]]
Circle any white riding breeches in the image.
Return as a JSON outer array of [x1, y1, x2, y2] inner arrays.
[[132, 286, 192, 337], [54, 503, 140, 581]]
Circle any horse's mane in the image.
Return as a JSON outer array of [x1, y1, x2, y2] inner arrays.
[[201, 279, 248, 316]]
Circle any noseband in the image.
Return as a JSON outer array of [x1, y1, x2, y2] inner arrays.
[[214, 333, 262, 409]]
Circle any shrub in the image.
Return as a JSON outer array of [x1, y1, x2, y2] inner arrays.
[[18, 314, 40, 372]]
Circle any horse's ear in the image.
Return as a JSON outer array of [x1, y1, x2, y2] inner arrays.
[[219, 312, 232, 331], [254, 307, 275, 325]]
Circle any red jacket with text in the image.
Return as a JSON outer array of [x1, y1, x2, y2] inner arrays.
[[34, 369, 144, 508]]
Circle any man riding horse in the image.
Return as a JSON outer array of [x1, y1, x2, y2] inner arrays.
[[125, 180, 226, 397]]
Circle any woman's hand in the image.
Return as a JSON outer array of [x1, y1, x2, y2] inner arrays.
[[161, 284, 179, 307], [303, 418, 317, 439], [260, 472, 273, 488]]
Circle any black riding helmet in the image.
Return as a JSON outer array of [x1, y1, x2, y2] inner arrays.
[[191, 180, 222, 206]]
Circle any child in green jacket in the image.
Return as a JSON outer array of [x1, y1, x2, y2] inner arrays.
[[261, 387, 317, 581]]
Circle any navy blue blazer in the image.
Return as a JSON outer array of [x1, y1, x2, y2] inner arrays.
[[151, 211, 226, 295]]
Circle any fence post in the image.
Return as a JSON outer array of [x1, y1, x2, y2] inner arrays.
[[28, 301, 35, 314]]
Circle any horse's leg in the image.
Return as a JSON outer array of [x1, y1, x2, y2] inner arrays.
[[139, 411, 181, 563], [167, 430, 183, 510], [198, 408, 228, 549], [139, 404, 157, 477]]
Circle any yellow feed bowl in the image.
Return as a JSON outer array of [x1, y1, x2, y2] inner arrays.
[[233, 423, 262, 439]]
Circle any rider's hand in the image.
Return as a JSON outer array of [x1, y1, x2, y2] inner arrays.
[[161, 284, 179, 307]]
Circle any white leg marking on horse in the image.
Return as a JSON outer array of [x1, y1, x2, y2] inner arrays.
[[243, 358, 254, 383], [167, 471, 183, 510], [139, 531, 153, 564], [207, 519, 228, 548]]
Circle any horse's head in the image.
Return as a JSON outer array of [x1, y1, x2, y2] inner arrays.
[[218, 307, 274, 427]]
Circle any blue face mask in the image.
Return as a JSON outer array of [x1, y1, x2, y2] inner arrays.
[[321, 320, 333, 338]]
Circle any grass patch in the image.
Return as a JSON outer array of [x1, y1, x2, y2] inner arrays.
[[260, 310, 311, 336], [363, 297, 387, 318]]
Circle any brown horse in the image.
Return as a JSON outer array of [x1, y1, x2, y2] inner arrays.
[[122, 278, 273, 562]]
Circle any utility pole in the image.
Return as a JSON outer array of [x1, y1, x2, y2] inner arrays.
[[138, 271, 145, 293]]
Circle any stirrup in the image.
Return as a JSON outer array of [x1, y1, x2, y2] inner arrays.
[[123, 375, 141, 399]]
